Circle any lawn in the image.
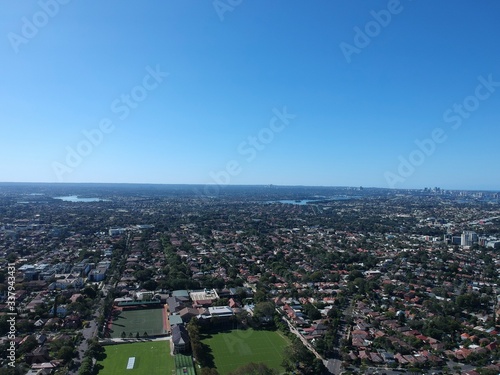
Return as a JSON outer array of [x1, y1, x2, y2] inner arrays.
[[109, 308, 166, 338], [97, 341, 175, 375], [201, 329, 290, 375]]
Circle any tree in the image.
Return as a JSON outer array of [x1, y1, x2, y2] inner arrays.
[[187, 318, 200, 339], [18, 335, 37, 356], [282, 338, 324, 374], [85, 339, 105, 360], [327, 307, 341, 320], [213, 298, 229, 307], [57, 345, 75, 363], [121, 331, 126, 339], [303, 303, 322, 321], [254, 301, 275, 324], [384, 283, 396, 296], [254, 290, 268, 303], [78, 357, 93, 375], [0, 365, 24, 375], [236, 287, 248, 300], [83, 285, 97, 299], [6, 252, 17, 263], [134, 269, 153, 282], [236, 310, 250, 326], [311, 358, 327, 374], [187, 318, 205, 365], [347, 269, 363, 281], [142, 279, 158, 291]]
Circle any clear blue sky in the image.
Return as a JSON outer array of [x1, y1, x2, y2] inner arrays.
[[1, 1, 499, 190]]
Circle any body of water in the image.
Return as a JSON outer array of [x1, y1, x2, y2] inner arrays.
[[267, 196, 357, 205], [274, 199, 317, 205]]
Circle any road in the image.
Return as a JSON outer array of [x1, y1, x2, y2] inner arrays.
[[67, 314, 99, 375], [68, 289, 106, 375], [327, 358, 342, 375], [278, 309, 330, 369], [278, 298, 357, 375], [68, 235, 128, 374], [328, 298, 355, 375], [468, 215, 500, 225]]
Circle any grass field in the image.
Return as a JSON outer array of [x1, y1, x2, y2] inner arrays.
[[202, 329, 290, 375], [175, 354, 196, 375], [110, 308, 165, 338], [97, 341, 174, 375]]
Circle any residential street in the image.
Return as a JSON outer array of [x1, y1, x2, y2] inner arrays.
[[68, 309, 101, 374]]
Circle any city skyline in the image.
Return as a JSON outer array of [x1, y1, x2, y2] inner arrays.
[[1, 1, 499, 190]]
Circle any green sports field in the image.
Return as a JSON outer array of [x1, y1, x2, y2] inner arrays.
[[202, 329, 289, 375], [97, 341, 174, 375], [175, 354, 196, 375], [109, 308, 165, 338]]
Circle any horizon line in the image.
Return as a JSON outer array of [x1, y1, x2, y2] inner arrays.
[[0, 181, 499, 193]]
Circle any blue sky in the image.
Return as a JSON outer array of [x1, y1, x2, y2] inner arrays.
[[1, 1, 499, 190]]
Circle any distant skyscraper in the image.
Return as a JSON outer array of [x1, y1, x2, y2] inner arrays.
[[461, 231, 478, 247]]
